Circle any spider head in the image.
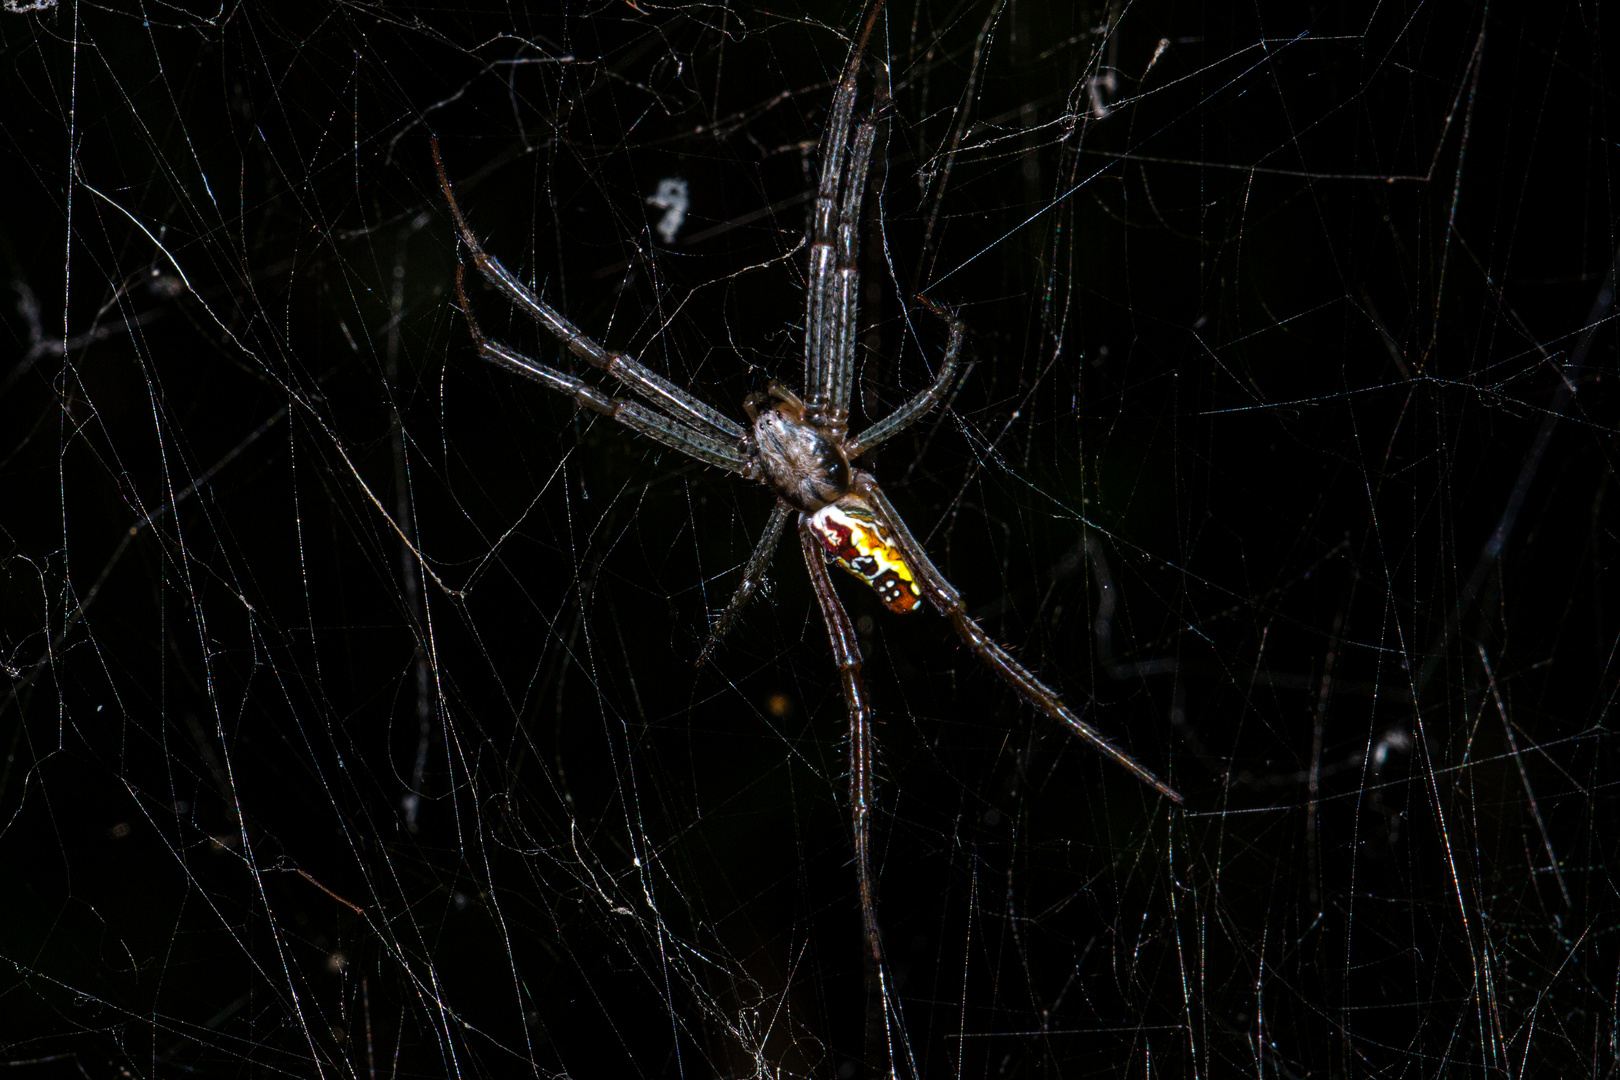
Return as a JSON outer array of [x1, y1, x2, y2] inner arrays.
[[747, 383, 852, 512]]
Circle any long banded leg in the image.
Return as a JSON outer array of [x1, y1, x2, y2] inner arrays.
[[856, 476, 1184, 803], [805, 87, 859, 415], [433, 138, 747, 443], [848, 297, 963, 456], [826, 118, 877, 422], [696, 500, 793, 665], [453, 268, 756, 476], [799, 517, 889, 1070], [805, 1, 888, 420]]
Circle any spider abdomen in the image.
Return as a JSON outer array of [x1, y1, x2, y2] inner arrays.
[[808, 496, 922, 614]]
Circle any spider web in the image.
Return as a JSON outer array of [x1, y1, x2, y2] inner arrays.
[[1, 0, 1614, 1076]]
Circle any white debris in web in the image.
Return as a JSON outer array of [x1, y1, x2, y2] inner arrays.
[[646, 177, 690, 244]]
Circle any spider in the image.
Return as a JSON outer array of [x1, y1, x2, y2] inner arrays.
[[432, 0, 1180, 1017]]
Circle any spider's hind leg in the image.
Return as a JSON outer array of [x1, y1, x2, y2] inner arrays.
[[797, 513, 890, 1067], [855, 475, 1184, 803]]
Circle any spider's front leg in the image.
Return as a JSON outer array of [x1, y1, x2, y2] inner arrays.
[[847, 297, 965, 458], [448, 266, 756, 476], [432, 136, 751, 448]]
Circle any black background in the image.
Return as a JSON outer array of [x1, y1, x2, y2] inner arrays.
[[2, 1, 1615, 1077]]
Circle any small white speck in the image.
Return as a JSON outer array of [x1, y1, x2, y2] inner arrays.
[[646, 178, 690, 244]]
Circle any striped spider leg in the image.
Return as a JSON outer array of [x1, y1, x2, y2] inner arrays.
[[432, 141, 758, 480]]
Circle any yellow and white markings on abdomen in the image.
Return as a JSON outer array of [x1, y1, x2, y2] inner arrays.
[[807, 495, 922, 614]]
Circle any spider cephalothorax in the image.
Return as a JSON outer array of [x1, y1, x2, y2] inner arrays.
[[745, 382, 851, 513], [432, 0, 1180, 1066]]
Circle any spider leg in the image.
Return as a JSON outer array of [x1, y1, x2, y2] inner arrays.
[[695, 500, 793, 665], [806, 3, 886, 426], [848, 297, 963, 456], [855, 475, 1184, 803], [827, 119, 876, 424], [432, 138, 747, 443], [453, 267, 757, 476], [804, 107, 857, 417], [799, 517, 880, 960], [799, 516, 891, 1065]]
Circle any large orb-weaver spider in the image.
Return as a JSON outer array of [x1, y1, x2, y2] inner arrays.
[[433, 0, 1181, 1057]]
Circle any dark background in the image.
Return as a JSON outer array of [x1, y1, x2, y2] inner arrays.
[[1, 0, 1615, 1076]]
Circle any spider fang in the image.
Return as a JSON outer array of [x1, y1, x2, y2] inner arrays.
[[808, 496, 922, 614]]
